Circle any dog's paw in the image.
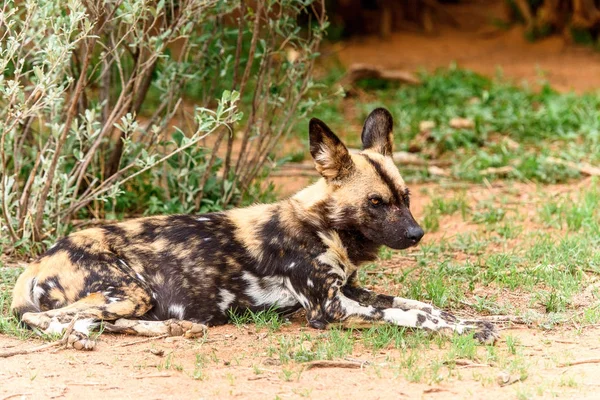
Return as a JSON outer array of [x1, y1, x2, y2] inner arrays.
[[308, 319, 328, 330], [166, 320, 207, 338], [67, 331, 96, 351], [471, 321, 499, 345]]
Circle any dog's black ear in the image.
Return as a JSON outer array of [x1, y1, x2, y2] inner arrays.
[[309, 118, 354, 181], [361, 108, 394, 156]]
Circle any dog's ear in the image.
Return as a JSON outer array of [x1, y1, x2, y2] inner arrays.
[[309, 118, 354, 181], [361, 108, 394, 156]]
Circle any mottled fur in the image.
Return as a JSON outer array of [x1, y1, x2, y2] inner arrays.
[[11, 108, 498, 350]]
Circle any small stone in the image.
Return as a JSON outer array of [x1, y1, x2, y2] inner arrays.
[[419, 120, 436, 132], [263, 358, 281, 366], [497, 371, 511, 386], [449, 117, 475, 129], [300, 341, 314, 352], [428, 166, 450, 177], [150, 348, 164, 357]]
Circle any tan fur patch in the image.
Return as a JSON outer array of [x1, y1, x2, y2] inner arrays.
[[228, 204, 277, 261], [317, 231, 355, 279], [10, 263, 41, 311]]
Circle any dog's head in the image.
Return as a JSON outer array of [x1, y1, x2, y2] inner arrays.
[[309, 108, 424, 250]]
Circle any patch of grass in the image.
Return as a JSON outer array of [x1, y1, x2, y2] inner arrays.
[[538, 179, 599, 233], [422, 211, 440, 233], [453, 232, 489, 255], [228, 306, 289, 332], [0, 266, 33, 339], [446, 334, 479, 361], [420, 193, 469, 234], [505, 335, 519, 355], [192, 353, 208, 380], [361, 325, 408, 351], [472, 202, 506, 224], [308, 66, 600, 184], [157, 352, 174, 371], [496, 221, 522, 239], [270, 329, 355, 364]]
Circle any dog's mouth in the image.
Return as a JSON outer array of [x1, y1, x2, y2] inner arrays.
[[386, 238, 421, 250]]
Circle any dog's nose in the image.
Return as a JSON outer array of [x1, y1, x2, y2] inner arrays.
[[407, 226, 424, 243]]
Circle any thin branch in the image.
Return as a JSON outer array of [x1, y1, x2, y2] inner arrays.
[[558, 358, 600, 368], [64, 122, 224, 217], [304, 360, 368, 370], [33, 34, 98, 241]]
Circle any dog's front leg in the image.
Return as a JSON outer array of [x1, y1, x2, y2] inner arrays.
[[341, 278, 459, 323], [318, 276, 498, 344]]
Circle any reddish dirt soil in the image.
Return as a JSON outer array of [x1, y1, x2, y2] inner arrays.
[[1, 325, 600, 400]]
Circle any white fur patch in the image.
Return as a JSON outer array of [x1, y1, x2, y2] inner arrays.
[[383, 308, 419, 326], [45, 318, 67, 335], [32, 282, 45, 307], [241, 272, 298, 308], [383, 308, 457, 332], [218, 289, 236, 313], [197, 217, 210, 222], [307, 279, 314, 288], [284, 278, 309, 308], [334, 294, 375, 318], [45, 318, 98, 336], [73, 319, 98, 336], [392, 297, 442, 317], [168, 304, 186, 320]]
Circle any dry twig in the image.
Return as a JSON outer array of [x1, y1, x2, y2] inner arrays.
[[132, 373, 172, 379], [558, 358, 600, 368], [116, 334, 168, 348], [1, 393, 33, 400], [347, 64, 421, 86], [546, 157, 600, 176], [0, 341, 62, 358], [304, 359, 368, 370], [0, 314, 79, 358], [445, 359, 491, 368]]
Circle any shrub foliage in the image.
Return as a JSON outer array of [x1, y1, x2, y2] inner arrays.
[[0, 0, 327, 256]]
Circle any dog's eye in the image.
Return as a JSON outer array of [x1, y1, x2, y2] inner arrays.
[[369, 196, 383, 207]]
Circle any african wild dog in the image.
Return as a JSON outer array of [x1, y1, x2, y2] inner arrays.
[[11, 108, 498, 350]]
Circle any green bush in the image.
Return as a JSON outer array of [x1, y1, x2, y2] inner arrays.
[[0, 0, 328, 256]]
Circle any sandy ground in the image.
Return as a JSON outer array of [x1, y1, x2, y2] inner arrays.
[[329, 1, 600, 93], [1, 324, 600, 400]]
